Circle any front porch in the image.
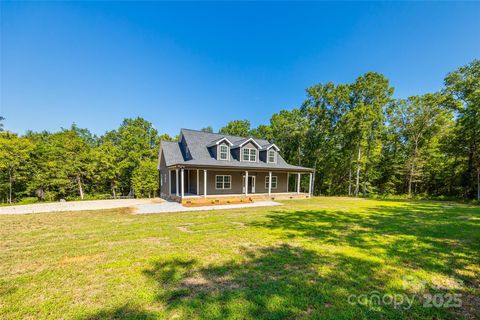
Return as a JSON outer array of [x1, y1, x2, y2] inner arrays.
[[161, 168, 313, 204]]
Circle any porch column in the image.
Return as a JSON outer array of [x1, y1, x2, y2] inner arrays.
[[309, 172, 313, 195], [287, 173, 290, 192], [268, 171, 272, 196], [181, 168, 185, 198], [168, 170, 172, 195], [203, 169, 207, 198], [197, 169, 200, 195], [175, 169, 179, 196], [297, 172, 301, 194], [245, 171, 249, 196]]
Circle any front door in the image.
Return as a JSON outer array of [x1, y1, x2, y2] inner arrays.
[[248, 176, 255, 193]]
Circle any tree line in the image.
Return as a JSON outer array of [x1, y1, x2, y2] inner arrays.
[[0, 118, 174, 203], [216, 59, 480, 201], [0, 59, 478, 203]]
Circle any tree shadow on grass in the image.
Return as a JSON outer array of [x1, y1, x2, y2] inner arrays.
[[80, 304, 158, 320], [252, 202, 480, 272], [141, 244, 448, 319], [249, 202, 480, 319], [81, 201, 478, 319]]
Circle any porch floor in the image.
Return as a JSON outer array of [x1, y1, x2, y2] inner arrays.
[[181, 192, 309, 198]]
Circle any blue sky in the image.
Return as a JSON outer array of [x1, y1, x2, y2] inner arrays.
[[1, 2, 479, 137]]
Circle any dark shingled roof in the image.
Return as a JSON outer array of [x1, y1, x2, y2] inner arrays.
[[159, 128, 313, 172]]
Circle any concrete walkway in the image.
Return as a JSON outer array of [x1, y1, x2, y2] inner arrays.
[[0, 199, 162, 215], [135, 200, 281, 214]]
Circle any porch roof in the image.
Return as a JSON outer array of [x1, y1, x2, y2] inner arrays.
[[169, 160, 313, 172]]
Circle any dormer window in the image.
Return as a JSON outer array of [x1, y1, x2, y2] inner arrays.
[[243, 148, 257, 162], [219, 144, 229, 160], [267, 149, 276, 163]]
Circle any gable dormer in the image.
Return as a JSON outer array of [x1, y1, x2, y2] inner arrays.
[[231, 138, 261, 162], [207, 137, 233, 161], [260, 144, 280, 163]]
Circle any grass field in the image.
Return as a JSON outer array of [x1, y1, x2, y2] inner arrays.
[[1, 197, 479, 319]]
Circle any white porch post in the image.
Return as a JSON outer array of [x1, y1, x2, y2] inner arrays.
[[268, 171, 272, 196], [175, 169, 179, 196], [197, 169, 200, 195], [309, 172, 313, 195], [168, 170, 172, 195], [245, 171, 249, 196], [181, 168, 185, 198], [203, 169, 207, 198], [297, 172, 301, 194], [287, 173, 290, 192]]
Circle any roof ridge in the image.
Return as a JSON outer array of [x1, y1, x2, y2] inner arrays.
[[180, 128, 251, 140], [180, 127, 266, 142]]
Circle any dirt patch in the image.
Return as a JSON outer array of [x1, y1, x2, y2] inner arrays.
[[177, 224, 194, 233], [180, 275, 240, 294], [231, 222, 245, 227], [60, 254, 102, 265]]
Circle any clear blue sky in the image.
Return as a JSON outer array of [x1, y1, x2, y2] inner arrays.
[[1, 2, 479, 137]]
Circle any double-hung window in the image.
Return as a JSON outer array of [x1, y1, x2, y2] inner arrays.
[[268, 150, 276, 163], [215, 175, 231, 189], [219, 145, 229, 160], [265, 176, 278, 189], [242, 148, 257, 162]]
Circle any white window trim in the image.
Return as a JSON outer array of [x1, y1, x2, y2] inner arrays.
[[215, 175, 232, 190], [215, 137, 233, 146], [217, 144, 230, 161], [267, 150, 277, 163], [238, 137, 262, 148], [242, 147, 257, 162], [265, 175, 278, 189]]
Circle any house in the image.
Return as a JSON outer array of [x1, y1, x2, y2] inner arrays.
[[158, 128, 314, 203]]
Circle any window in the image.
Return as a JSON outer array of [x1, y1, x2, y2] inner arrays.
[[265, 176, 278, 189], [215, 175, 231, 189], [219, 144, 229, 160], [242, 148, 257, 162], [268, 150, 276, 163]]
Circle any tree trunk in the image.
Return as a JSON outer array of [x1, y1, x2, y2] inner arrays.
[[408, 140, 419, 197], [8, 169, 12, 204], [354, 143, 361, 197], [477, 167, 480, 201], [363, 140, 372, 198], [363, 167, 368, 197], [76, 175, 84, 200], [298, 144, 301, 166], [348, 152, 353, 196], [408, 163, 414, 196], [111, 181, 116, 199], [348, 167, 352, 196]]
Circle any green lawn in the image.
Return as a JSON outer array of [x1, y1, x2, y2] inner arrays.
[[0, 197, 479, 319]]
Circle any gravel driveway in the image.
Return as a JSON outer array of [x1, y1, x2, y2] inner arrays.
[[0, 199, 162, 215], [0, 199, 281, 215]]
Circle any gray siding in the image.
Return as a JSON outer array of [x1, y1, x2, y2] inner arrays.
[[159, 149, 170, 196], [195, 170, 289, 196]]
